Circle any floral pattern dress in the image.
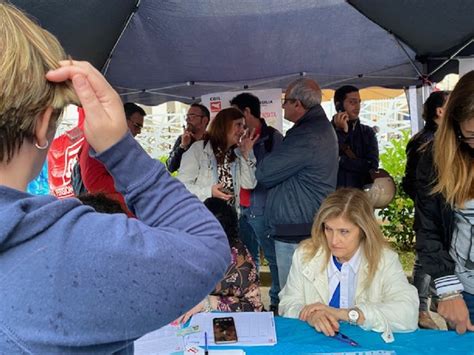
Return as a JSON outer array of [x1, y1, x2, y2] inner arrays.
[[211, 239, 263, 312]]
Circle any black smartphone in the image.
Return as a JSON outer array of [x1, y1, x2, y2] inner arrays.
[[335, 101, 345, 113], [212, 316, 238, 344], [218, 187, 233, 196]]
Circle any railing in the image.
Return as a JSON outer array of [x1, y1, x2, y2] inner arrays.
[[56, 95, 410, 160]]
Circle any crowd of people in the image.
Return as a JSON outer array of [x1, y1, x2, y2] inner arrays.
[[0, 2, 473, 353]]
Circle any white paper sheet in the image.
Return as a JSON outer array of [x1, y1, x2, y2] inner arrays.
[[134, 324, 184, 355], [186, 312, 277, 347]]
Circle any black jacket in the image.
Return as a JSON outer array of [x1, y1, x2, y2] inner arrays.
[[415, 144, 455, 280], [256, 105, 338, 241], [166, 135, 196, 173], [402, 123, 437, 200], [333, 119, 379, 189]]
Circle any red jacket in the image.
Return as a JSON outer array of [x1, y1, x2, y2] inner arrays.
[[79, 140, 134, 217]]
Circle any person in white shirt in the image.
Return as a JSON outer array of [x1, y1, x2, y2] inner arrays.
[[279, 188, 418, 342]]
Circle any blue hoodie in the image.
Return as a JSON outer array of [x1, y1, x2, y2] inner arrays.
[[0, 133, 230, 354]]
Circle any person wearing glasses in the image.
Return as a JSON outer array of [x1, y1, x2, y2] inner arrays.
[[416, 70, 474, 335], [256, 78, 338, 292], [166, 103, 210, 173], [79, 102, 145, 216]]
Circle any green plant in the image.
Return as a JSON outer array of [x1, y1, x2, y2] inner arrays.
[[378, 130, 415, 251], [159, 156, 178, 177]]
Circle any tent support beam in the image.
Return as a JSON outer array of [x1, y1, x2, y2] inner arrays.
[[102, 0, 141, 75], [427, 38, 474, 77], [392, 34, 424, 80]]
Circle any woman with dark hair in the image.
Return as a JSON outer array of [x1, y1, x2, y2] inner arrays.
[[179, 107, 258, 208], [416, 71, 474, 334], [402, 90, 449, 329], [175, 198, 263, 323]]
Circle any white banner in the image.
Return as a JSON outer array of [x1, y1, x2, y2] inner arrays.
[[201, 88, 283, 132]]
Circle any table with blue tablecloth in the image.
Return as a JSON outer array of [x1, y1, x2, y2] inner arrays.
[[135, 316, 474, 355]]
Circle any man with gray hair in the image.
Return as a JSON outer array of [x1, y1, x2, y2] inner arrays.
[[256, 78, 338, 293]]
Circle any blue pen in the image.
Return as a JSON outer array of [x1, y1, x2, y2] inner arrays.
[[204, 331, 209, 355], [333, 331, 359, 347]]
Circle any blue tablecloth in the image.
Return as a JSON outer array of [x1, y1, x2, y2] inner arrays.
[[220, 317, 474, 355]]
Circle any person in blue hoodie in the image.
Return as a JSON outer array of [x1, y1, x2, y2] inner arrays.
[[0, 3, 230, 354]]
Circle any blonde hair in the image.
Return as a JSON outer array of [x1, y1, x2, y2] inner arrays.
[[0, 3, 78, 162], [301, 188, 388, 286], [432, 70, 474, 207]]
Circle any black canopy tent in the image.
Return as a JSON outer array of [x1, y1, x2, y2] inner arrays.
[[11, 0, 474, 106]]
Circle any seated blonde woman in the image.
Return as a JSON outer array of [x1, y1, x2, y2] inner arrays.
[[279, 188, 418, 343]]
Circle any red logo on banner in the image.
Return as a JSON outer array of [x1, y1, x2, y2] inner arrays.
[[210, 101, 222, 112], [48, 127, 84, 199]]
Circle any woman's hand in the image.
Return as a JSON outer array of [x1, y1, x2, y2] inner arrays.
[[438, 297, 474, 334], [212, 183, 233, 201], [173, 300, 205, 325], [238, 128, 259, 159], [307, 309, 340, 336], [46, 60, 128, 154], [299, 302, 330, 321]]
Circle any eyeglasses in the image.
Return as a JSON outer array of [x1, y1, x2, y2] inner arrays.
[[281, 98, 297, 105], [186, 113, 204, 120]]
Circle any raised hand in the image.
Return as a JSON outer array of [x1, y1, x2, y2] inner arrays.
[[46, 60, 128, 153], [180, 128, 193, 149], [333, 112, 349, 133], [239, 128, 260, 159]]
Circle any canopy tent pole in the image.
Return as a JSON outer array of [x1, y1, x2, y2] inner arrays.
[[102, 0, 141, 75], [392, 34, 425, 80], [427, 38, 474, 78]]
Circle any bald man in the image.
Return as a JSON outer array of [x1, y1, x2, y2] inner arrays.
[[256, 78, 338, 292]]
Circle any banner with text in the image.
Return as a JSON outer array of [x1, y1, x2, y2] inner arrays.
[[201, 88, 283, 132]]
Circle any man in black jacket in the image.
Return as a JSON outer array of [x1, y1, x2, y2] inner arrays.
[[332, 85, 379, 189]]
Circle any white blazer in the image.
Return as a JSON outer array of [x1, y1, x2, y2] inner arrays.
[[279, 246, 419, 343], [178, 140, 257, 208]]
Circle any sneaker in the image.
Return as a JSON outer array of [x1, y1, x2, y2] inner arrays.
[[269, 304, 279, 316], [418, 311, 439, 330]]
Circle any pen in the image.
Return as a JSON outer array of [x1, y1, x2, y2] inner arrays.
[[204, 331, 208, 355], [333, 331, 359, 347]]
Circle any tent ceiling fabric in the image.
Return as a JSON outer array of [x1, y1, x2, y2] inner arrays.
[[107, 0, 421, 105], [11, 0, 474, 106], [12, 0, 138, 70], [348, 0, 474, 56], [348, 0, 474, 83]]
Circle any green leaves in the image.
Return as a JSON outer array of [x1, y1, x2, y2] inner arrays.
[[378, 130, 415, 251]]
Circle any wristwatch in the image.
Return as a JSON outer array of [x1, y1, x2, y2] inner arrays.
[[348, 308, 360, 325]]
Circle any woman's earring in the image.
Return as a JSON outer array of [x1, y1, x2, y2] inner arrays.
[[35, 139, 49, 150]]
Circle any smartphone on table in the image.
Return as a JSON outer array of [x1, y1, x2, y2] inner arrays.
[[213, 316, 238, 344]]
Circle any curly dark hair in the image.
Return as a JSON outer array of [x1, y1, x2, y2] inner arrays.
[[77, 193, 126, 214], [203, 197, 239, 243]]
